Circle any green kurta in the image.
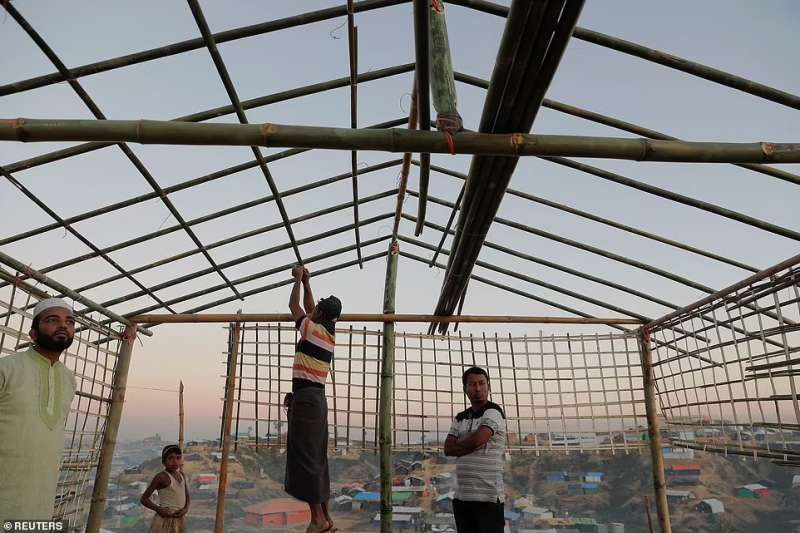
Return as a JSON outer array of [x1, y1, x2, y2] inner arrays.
[[0, 348, 76, 522]]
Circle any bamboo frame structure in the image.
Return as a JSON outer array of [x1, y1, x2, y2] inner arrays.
[[6, 118, 799, 162], [2, 1, 800, 531]]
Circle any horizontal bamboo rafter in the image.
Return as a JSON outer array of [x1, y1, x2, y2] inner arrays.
[[3, 118, 800, 163], [128, 313, 643, 325]]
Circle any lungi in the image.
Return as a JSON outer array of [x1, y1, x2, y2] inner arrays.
[[284, 386, 330, 503]]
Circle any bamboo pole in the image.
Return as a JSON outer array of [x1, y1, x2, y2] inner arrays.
[[215, 322, 242, 533], [3, 118, 800, 163], [86, 325, 137, 533], [346, 0, 364, 267], [379, 241, 399, 533], [392, 75, 419, 239], [179, 381, 185, 451], [412, 0, 431, 236], [0, 249, 152, 336], [128, 312, 642, 325], [449, 0, 800, 110], [0, 0, 409, 97], [639, 328, 672, 533], [187, 0, 303, 265]]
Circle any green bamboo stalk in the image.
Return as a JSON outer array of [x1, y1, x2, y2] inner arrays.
[[85, 326, 137, 533], [378, 241, 398, 533], [3, 118, 799, 162]]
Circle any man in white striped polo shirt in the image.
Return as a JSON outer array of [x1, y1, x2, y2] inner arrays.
[[444, 367, 506, 533]]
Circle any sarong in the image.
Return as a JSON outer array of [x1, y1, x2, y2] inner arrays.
[[284, 386, 330, 503]]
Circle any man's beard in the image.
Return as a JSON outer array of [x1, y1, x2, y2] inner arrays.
[[36, 331, 74, 351]]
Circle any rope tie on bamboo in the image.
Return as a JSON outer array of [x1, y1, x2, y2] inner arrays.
[[122, 327, 137, 345], [431, 0, 444, 12], [436, 114, 462, 156]]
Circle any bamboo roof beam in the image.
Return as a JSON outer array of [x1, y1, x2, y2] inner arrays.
[[411, 191, 789, 351], [5, 118, 800, 163], [404, 191, 681, 311], [346, 0, 364, 267], [415, 161, 759, 273], [449, 0, 800, 110], [4, 2, 244, 303], [0, 117, 407, 249], [5, 192, 397, 322], [401, 204, 713, 347], [130, 312, 642, 325], [0, 250, 153, 337], [1, 159, 403, 289], [117, 236, 393, 323], [413, 0, 432, 235], [2, 67, 413, 176], [399, 250, 637, 335], [187, 0, 303, 265], [455, 70, 800, 187], [95, 212, 395, 311], [542, 156, 800, 242], [0, 0, 409, 96], [392, 77, 420, 239], [0, 166, 177, 314], [400, 231, 651, 322]]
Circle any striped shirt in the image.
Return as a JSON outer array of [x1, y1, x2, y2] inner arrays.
[[448, 401, 506, 502], [292, 315, 335, 390]]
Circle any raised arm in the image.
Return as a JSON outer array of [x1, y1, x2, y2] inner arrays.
[[301, 268, 315, 315], [289, 265, 305, 320]]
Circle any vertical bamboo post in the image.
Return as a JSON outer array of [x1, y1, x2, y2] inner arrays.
[[379, 241, 399, 533], [178, 380, 185, 451], [215, 322, 242, 533], [86, 324, 137, 533], [639, 328, 672, 533]]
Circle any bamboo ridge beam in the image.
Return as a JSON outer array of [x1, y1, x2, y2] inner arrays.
[[3, 118, 800, 163], [128, 313, 642, 325]]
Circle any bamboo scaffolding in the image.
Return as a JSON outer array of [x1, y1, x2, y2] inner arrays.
[[0, 250, 152, 336], [187, 0, 303, 265], [455, 68, 800, 189], [450, 0, 800, 110], [86, 326, 136, 533], [4, 2, 245, 302], [0, 0, 409, 96], [114, 235, 392, 322], [417, 160, 760, 274], [0, 158, 402, 291], [3, 118, 800, 163]]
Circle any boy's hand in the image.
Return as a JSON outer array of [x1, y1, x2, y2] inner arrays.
[[156, 507, 173, 518], [302, 267, 310, 282], [291, 265, 305, 280], [172, 508, 188, 518]]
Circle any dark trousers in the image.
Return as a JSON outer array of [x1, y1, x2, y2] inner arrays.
[[453, 498, 504, 533]]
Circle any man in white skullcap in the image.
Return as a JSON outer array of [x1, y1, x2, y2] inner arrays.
[[0, 298, 77, 522]]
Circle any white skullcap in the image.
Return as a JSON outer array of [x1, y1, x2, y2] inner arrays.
[[33, 298, 74, 319]]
